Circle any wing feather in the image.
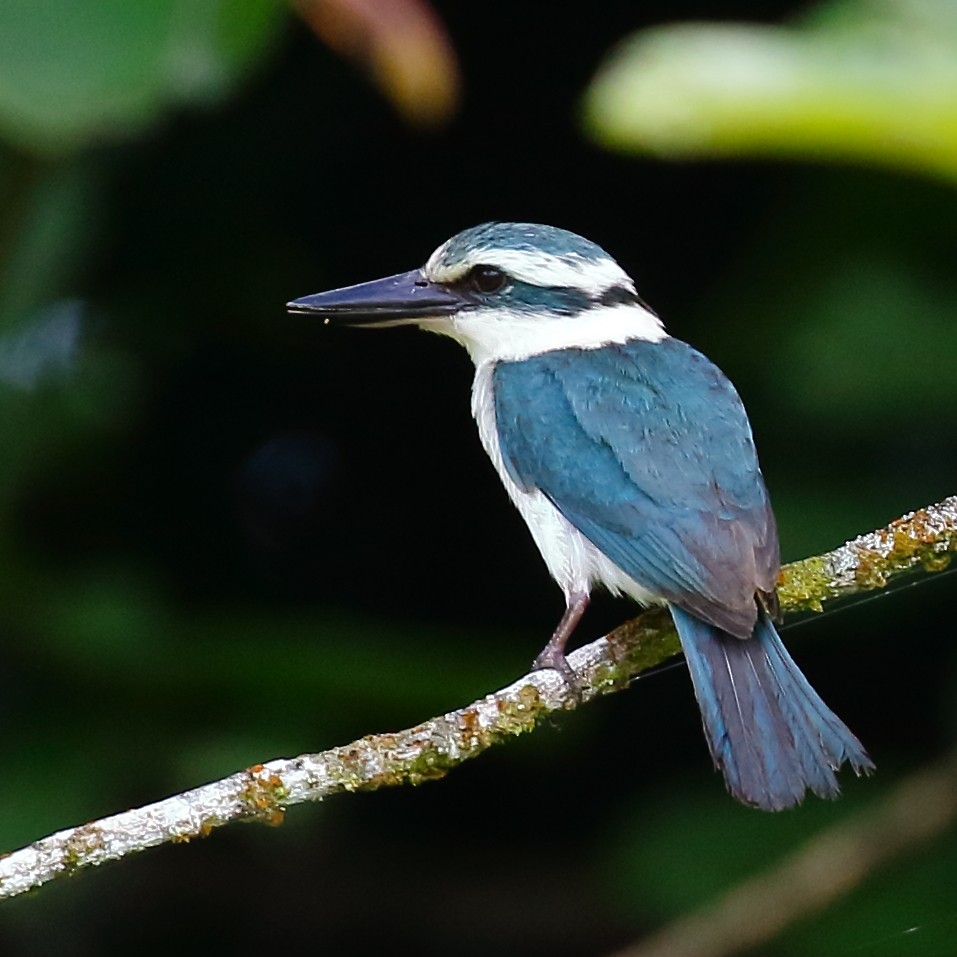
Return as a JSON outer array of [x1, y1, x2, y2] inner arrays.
[[492, 338, 778, 636]]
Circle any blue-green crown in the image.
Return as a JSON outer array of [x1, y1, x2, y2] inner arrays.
[[436, 222, 615, 267]]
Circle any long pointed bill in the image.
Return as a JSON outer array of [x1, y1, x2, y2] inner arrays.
[[286, 269, 465, 326]]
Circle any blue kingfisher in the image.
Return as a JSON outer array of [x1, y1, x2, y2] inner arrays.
[[288, 222, 872, 810]]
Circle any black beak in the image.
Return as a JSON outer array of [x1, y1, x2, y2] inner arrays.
[[286, 269, 465, 326]]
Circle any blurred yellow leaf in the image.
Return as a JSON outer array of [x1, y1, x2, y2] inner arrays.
[[584, 0, 957, 181]]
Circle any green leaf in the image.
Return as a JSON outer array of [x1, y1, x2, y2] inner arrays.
[[0, 0, 284, 154], [584, 0, 957, 182]]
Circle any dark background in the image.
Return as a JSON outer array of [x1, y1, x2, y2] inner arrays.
[[1, 2, 955, 954]]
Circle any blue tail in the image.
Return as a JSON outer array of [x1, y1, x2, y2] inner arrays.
[[670, 605, 873, 811]]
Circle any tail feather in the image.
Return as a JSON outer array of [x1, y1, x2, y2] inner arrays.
[[760, 621, 872, 774], [671, 604, 873, 811]]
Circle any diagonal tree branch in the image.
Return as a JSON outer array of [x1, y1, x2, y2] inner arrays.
[[1, 497, 955, 901]]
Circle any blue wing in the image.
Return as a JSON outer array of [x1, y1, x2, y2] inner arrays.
[[492, 338, 779, 636]]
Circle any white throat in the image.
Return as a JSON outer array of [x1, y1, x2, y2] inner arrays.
[[418, 302, 667, 366]]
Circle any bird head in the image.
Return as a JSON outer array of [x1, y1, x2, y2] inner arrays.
[[287, 222, 666, 364]]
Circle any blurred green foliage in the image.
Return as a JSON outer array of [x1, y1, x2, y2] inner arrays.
[[0, 0, 282, 154], [606, 777, 957, 955], [0, 1, 955, 955]]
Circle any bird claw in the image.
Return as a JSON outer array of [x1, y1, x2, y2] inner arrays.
[[529, 594, 590, 704], [530, 647, 582, 703]]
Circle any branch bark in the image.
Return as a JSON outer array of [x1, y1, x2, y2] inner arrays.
[[1, 496, 955, 901]]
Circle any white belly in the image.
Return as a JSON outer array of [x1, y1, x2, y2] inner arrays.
[[470, 362, 660, 607]]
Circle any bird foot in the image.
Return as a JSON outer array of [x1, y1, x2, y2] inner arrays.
[[531, 645, 582, 702], [529, 593, 590, 703]]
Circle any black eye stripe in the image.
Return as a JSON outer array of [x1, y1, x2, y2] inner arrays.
[[595, 284, 643, 309], [442, 269, 656, 318]]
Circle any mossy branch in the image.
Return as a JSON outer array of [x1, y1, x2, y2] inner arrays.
[[1, 496, 954, 901]]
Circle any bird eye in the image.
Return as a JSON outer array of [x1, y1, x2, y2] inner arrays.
[[468, 265, 507, 295]]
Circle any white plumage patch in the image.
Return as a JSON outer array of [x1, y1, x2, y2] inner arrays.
[[420, 303, 666, 366], [426, 243, 632, 297]]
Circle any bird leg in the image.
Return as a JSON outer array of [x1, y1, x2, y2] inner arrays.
[[531, 592, 590, 687]]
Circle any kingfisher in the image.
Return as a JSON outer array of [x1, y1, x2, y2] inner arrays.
[[287, 222, 872, 811]]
